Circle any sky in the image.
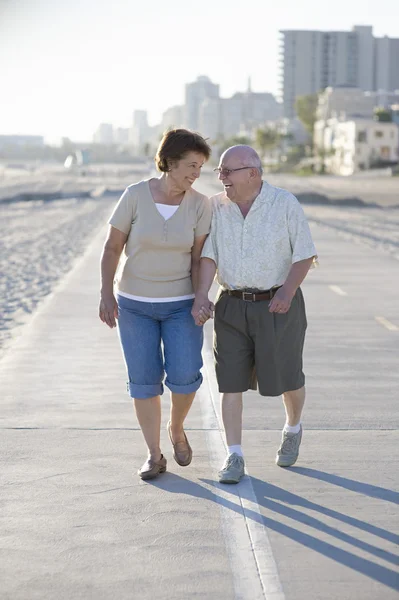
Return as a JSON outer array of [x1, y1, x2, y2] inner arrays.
[[1, 0, 398, 143]]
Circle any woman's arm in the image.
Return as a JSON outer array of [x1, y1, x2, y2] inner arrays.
[[190, 234, 208, 292], [191, 257, 217, 325], [99, 225, 128, 328]]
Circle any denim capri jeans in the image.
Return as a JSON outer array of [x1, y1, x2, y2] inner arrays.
[[117, 295, 204, 399]]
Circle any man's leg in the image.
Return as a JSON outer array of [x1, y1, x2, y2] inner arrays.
[[276, 386, 305, 467], [221, 392, 243, 446], [282, 386, 305, 428], [219, 392, 245, 484], [214, 294, 252, 484]]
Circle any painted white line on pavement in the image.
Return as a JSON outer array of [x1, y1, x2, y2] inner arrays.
[[199, 330, 285, 600], [375, 316, 398, 331], [328, 285, 347, 296]]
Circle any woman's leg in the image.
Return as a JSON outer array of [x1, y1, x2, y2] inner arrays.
[[162, 300, 204, 442], [134, 395, 162, 461], [169, 391, 196, 443], [117, 296, 164, 460]]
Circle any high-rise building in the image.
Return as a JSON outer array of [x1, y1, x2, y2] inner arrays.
[[279, 26, 399, 118], [198, 97, 222, 141], [185, 76, 219, 130], [130, 110, 149, 152], [375, 36, 399, 92], [161, 105, 184, 131], [316, 87, 375, 121], [160, 77, 282, 142], [0, 135, 44, 148], [220, 95, 243, 139], [244, 91, 282, 128], [93, 123, 113, 145], [353, 26, 374, 92], [221, 90, 282, 139], [114, 127, 130, 145]]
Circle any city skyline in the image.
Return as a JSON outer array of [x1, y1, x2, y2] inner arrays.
[[1, 0, 399, 142]]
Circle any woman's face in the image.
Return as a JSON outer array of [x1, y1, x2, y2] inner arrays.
[[168, 152, 206, 190]]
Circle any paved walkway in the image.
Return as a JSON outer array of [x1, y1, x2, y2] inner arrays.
[[1, 183, 398, 599]]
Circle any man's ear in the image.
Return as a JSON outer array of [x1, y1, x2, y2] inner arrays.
[[249, 167, 258, 178]]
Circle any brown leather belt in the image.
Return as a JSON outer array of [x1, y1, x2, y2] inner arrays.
[[224, 286, 282, 302]]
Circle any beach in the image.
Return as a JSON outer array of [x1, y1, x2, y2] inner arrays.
[[1, 166, 398, 360], [1, 167, 398, 599], [0, 195, 118, 357]]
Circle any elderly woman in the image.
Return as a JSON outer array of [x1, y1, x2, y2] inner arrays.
[[99, 129, 212, 480]]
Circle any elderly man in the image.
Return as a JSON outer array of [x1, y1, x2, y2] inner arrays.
[[192, 145, 317, 484]]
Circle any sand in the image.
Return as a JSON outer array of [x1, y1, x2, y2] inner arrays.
[[1, 165, 398, 360]]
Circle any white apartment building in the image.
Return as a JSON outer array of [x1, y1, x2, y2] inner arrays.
[[114, 128, 130, 145], [316, 87, 375, 121], [182, 77, 282, 140], [161, 105, 184, 132], [130, 110, 149, 153], [0, 135, 44, 148], [280, 25, 399, 118], [198, 97, 222, 141], [185, 76, 220, 131], [375, 37, 399, 92], [219, 91, 282, 139], [315, 118, 399, 175], [93, 123, 113, 145]]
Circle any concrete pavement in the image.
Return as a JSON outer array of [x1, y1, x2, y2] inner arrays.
[[1, 181, 398, 599]]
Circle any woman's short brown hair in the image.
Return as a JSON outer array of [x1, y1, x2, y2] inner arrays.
[[155, 128, 211, 172]]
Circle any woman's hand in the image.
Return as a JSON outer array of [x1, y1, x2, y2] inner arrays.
[[99, 292, 118, 328], [191, 294, 214, 326]]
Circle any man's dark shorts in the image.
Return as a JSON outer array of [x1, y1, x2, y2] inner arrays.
[[213, 288, 307, 397]]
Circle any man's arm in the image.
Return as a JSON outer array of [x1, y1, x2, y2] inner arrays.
[[268, 257, 314, 314], [191, 258, 217, 325]]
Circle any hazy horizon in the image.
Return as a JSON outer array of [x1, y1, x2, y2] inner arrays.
[[1, 0, 398, 143]]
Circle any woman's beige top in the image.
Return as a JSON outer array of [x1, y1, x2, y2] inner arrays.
[[109, 179, 212, 298]]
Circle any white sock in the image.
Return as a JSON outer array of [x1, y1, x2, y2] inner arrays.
[[284, 422, 301, 434], [228, 445, 244, 457]]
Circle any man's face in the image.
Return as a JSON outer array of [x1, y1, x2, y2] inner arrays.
[[217, 157, 253, 202]]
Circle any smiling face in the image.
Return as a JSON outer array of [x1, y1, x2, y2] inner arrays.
[[217, 148, 261, 203], [168, 151, 206, 191]]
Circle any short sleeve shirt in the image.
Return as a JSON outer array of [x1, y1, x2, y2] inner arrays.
[[201, 182, 317, 290], [109, 180, 211, 297]]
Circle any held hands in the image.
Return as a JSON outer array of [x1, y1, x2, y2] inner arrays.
[[99, 292, 118, 328], [268, 285, 295, 314], [191, 293, 215, 326]]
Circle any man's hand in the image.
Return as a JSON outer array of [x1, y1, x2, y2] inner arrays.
[[99, 292, 118, 328], [191, 293, 215, 326], [268, 285, 295, 314]]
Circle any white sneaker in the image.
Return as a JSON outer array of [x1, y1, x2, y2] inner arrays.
[[218, 453, 245, 484]]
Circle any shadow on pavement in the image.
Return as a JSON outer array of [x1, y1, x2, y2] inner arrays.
[[289, 467, 399, 505], [149, 472, 398, 590]]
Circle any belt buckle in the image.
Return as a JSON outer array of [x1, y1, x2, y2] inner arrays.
[[242, 291, 255, 302]]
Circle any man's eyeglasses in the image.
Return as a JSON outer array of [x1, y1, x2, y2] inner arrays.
[[213, 166, 253, 177]]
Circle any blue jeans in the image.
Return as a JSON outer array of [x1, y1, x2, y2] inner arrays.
[[117, 295, 204, 399]]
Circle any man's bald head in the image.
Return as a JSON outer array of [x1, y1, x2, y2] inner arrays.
[[221, 145, 263, 175], [217, 144, 263, 204]]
